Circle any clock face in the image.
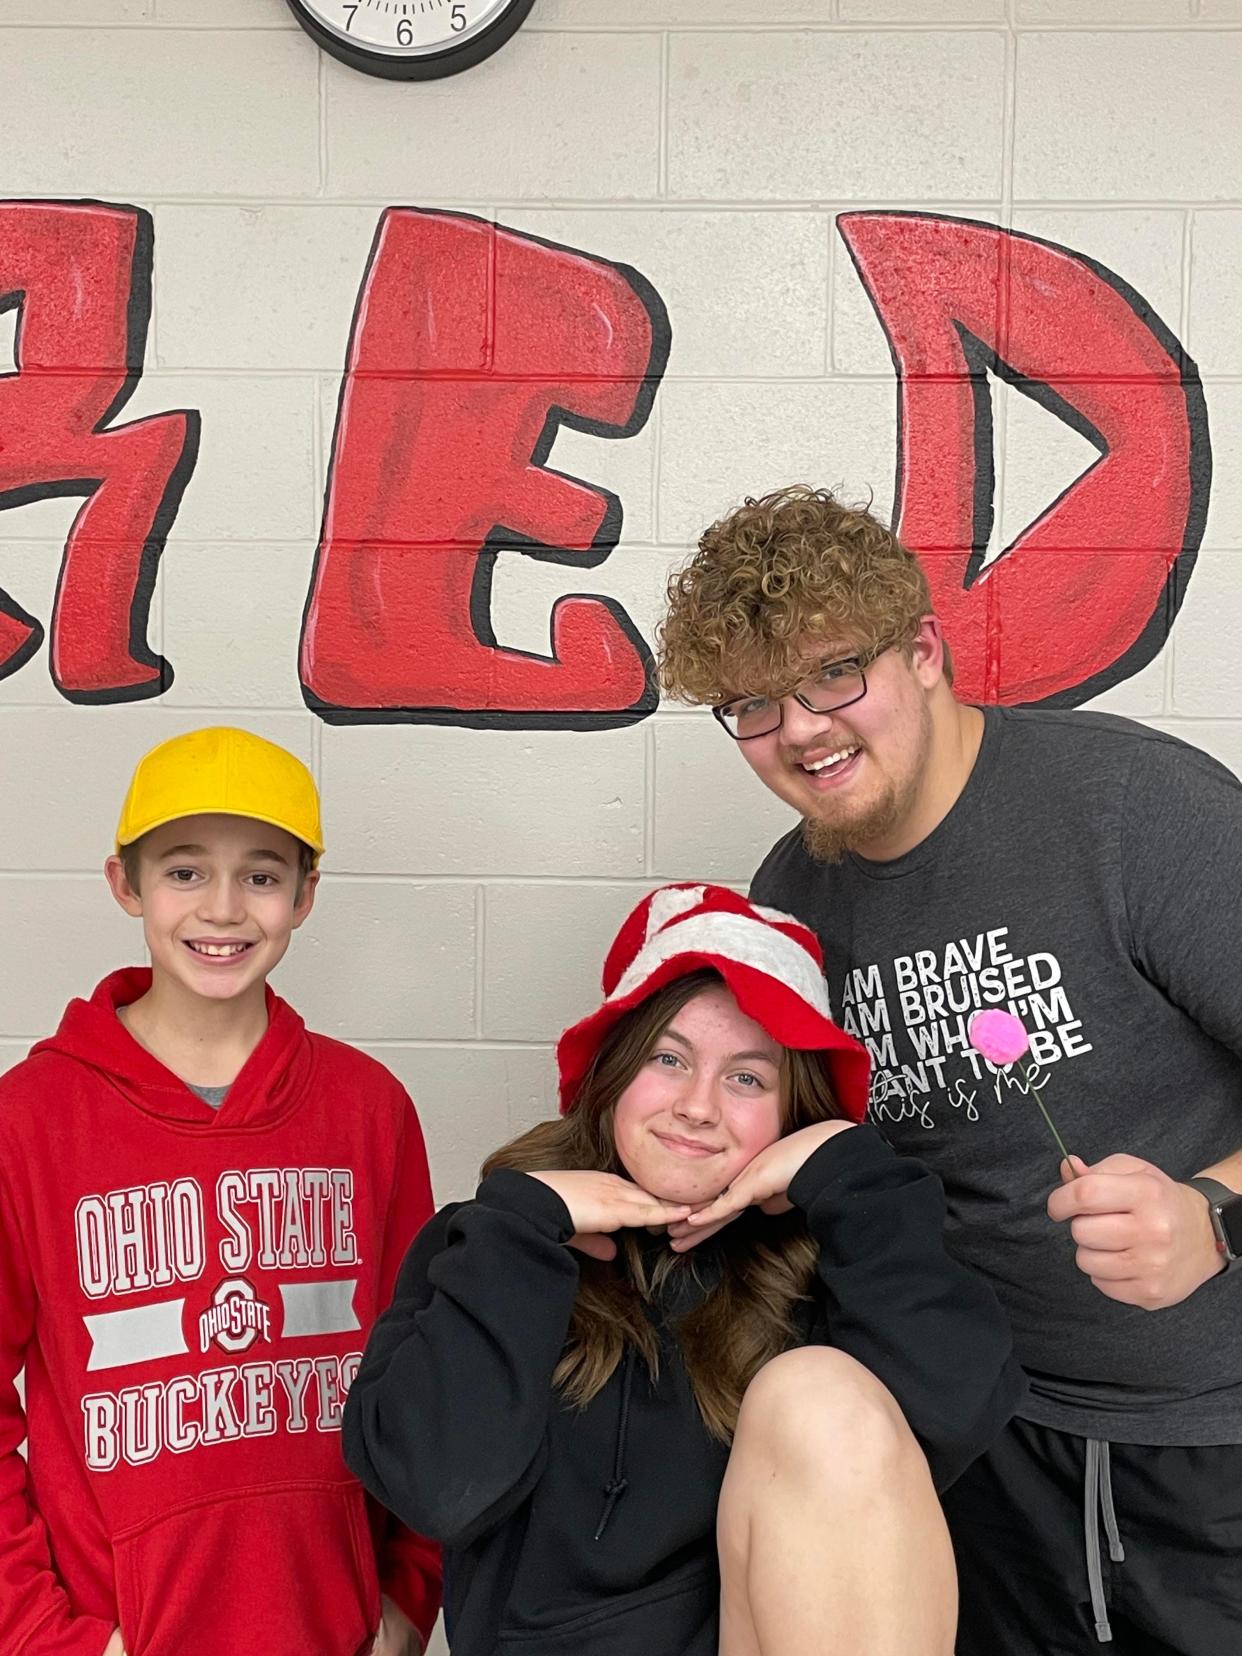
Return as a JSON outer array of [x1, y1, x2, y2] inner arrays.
[[288, 0, 537, 78]]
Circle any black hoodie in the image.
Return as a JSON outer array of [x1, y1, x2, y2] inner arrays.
[[343, 1126, 1025, 1656]]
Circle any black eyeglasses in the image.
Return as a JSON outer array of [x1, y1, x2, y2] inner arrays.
[[712, 645, 890, 742]]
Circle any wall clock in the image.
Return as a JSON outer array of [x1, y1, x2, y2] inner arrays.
[[286, 0, 538, 80]]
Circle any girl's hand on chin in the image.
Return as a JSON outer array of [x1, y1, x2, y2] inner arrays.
[[528, 1170, 694, 1261], [666, 1121, 856, 1253]]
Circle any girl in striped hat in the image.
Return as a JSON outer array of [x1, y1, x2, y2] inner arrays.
[[345, 884, 1024, 1656]]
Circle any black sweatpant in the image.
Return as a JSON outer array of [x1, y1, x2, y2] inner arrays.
[[942, 1418, 1242, 1655]]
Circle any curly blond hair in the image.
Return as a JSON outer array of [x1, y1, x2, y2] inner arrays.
[[659, 485, 945, 704]]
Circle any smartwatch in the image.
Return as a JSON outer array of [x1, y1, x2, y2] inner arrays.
[[1186, 1176, 1242, 1270]]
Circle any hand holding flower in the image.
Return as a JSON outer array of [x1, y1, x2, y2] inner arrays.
[[1047, 1152, 1225, 1310]]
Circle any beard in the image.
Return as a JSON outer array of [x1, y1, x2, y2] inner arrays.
[[800, 785, 905, 863], [798, 701, 933, 863]]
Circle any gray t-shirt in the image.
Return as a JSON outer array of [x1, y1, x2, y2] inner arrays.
[[187, 1082, 230, 1110], [752, 705, 1242, 1445]]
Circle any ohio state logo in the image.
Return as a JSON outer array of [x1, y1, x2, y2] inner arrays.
[[198, 1278, 272, 1355]]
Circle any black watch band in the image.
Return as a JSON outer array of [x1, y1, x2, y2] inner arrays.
[[1187, 1176, 1242, 1268]]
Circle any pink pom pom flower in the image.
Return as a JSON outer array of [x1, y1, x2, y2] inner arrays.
[[968, 1010, 1031, 1067], [967, 1009, 1076, 1173]]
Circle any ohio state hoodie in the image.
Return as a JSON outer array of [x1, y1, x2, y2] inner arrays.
[[0, 968, 441, 1656]]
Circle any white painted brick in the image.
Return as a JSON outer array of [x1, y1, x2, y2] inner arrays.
[[488, 544, 672, 671], [0, 1041, 32, 1081], [541, 418, 658, 545], [652, 715, 799, 883], [832, 208, 1001, 375], [123, 376, 317, 543], [0, 498, 82, 545], [13, 1, 149, 17], [668, 32, 1006, 202], [1146, 720, 1242, 781], [1190, 214, 1242, 375], [325, 34, 661, 201], [538, 0, 831, 18], [273, 878, 477, 1040], [157, 0, 293, 20], [657, 379, 898, 548], [483, 881, 659, 1042], [842, 0, 1003, 17], [1, 31, 319, 197], [0, 708, 313, 872], [1018, 0, 1190, 16], [158, 544, 308, 709], [1170, 552, 1242, 716], [0, 878, 144, 1038], [364, 1043, 552, 1206], [1198, 384, 1242, 550], [503, 209, 830, 378], [1014, 34, 1242, 202], [1080, 646, 1167, 721], [1200, 0, 1242, 15], [320, 725, 646, 877], [998, 376, 1112, 549], [155, 208, 382, 373]]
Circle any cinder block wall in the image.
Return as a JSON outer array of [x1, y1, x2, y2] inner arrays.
[[2, 0, 1240, 1212], [3, 5, 1240, 1650]]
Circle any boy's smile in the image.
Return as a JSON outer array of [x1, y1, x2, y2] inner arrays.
[[106, 814, 317, 1008], [734, 629, 942, 862]]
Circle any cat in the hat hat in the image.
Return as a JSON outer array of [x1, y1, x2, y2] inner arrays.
[[345, 885, 1023, 1656]]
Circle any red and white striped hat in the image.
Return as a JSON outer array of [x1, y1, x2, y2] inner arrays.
[[556, 883, 870, 1122]]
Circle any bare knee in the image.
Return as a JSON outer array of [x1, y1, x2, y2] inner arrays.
[[733, 1347, 918, 1487]]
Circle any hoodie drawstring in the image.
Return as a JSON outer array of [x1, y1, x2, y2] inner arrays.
[[1083, 1438, 1125, 1642], [593, 1345, 636, 1541]]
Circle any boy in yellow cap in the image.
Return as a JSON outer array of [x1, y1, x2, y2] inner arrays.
[[0, 727, 440, 1656]]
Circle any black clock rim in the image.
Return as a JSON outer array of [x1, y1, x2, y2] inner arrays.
[[286, 0, 538, 80]]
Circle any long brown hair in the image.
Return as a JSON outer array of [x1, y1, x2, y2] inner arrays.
[[482, 970, 846, 1442]]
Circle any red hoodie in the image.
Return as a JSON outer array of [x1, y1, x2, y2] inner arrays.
[[0, 969, 441, 1656]]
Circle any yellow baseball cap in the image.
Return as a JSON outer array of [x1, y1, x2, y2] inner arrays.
[[116, 727, 325, 861]]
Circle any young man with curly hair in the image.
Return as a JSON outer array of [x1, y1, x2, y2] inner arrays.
[[658, 484, 1242, 1656]]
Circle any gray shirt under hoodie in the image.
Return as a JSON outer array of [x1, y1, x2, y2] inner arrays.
[[751, 705, 1242, 1445]]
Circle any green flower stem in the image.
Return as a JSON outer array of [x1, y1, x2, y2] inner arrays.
[[1025, 1064, 1074, 1167]]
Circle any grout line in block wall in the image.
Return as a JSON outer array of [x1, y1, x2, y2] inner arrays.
[[1181, 208, 1195, 358], [50, 197, 1242, 213], [317, 47, 328, 198], [1164, 618, 1177, 719], [475, 885, 486, 1039], [658, 31, 670, 200], [31, 20, 1242, 31], [77, 370, 1242, 387], [1000, 9, 1016, 227], [311, 708, 323, 791], [347, 1040, 555, 1050], [312, 374, 325, 513], [643, 720, 655, 877]]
